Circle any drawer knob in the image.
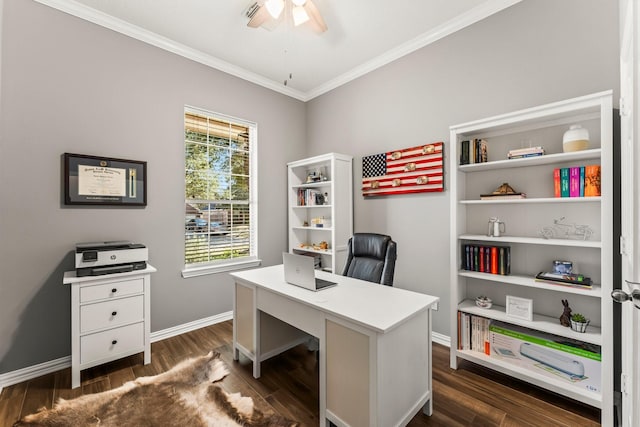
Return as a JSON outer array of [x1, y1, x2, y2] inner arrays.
[[111, 311, 117, 316], [111, 288, 117, 293], [111, 340, 118, 345]]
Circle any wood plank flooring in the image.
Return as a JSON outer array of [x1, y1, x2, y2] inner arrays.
[[0, 320, 601, 426]]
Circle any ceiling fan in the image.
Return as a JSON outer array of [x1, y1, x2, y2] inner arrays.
[[245, 0, 328, 33]]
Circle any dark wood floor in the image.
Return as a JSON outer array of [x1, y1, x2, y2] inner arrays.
[[0, 320, 600, 426]]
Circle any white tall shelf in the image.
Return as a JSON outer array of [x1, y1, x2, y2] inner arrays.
[[287, 153, 353, 274], [449, 91, 614, 424]]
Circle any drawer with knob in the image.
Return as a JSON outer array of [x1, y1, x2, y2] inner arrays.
[[79, 278, 144, 303], [80, 322, 144, 365], [80, 295, 144, 333]]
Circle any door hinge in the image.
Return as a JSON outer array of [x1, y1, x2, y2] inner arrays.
[[620, 235, 627, 256], [621, 373, 629, 395], [620, 97, 629, 116]]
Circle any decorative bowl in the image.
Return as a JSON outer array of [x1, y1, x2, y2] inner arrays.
[[475, 296, 493, 309]]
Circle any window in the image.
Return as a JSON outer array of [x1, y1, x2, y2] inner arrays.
[[182, 107, 259, 277]]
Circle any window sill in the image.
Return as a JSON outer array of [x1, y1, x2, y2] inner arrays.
[[181, 258, 262, 278]]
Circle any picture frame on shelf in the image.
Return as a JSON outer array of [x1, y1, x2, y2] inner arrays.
[[505, 295, 533, 321]]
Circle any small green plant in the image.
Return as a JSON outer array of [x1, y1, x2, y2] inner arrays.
[[571, 313, 587, 323]]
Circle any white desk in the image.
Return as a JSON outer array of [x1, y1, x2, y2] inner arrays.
[[231, 265, 439, 427]]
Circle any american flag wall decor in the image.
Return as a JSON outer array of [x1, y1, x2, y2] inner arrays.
[[362, 142, 444, 197]]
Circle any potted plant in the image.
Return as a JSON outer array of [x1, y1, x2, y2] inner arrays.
[[570, 313, 590, 333]]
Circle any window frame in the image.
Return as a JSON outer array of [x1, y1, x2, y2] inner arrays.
[[181, 106, 260, 278]]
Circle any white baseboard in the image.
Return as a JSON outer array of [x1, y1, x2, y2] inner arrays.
[[150, 311, 233, 342], [432, 331, 451, 347], [0, 311, 233, 392]]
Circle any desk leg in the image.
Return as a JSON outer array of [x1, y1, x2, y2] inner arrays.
[[423, 307, 434, 416]]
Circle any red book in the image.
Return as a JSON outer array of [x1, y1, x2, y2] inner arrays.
[[490, 247, 498, 274], [553, 168, 561, 197], [479, 246, 485, 272]]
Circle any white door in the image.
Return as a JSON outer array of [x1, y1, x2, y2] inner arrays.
[[615, 1, 640, 426]]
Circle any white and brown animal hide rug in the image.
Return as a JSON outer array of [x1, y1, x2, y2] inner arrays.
[[14, 351, 298, 426]]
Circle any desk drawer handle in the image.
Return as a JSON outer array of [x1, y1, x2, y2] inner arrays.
[[111, 288, 118, 293], [111, 340, 118, 345], [111, 311, 117, 316]]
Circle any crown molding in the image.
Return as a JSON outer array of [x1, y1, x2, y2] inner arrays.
[[32, 0, 521, 103], [31, 0, 307, 101], [305, 0, 522, 100]]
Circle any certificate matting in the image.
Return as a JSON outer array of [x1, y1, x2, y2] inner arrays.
[[64, 153, 147, 206]]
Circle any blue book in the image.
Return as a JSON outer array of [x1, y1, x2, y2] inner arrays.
[[560, 168, 570, 197], [580, 166, 585, 197]]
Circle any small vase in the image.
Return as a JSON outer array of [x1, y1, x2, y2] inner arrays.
[[570, 319, 590, 333]]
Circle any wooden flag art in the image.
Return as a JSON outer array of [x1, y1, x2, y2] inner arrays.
[[362, 142, 444, 197]]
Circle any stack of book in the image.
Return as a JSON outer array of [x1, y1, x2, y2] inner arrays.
[[458, 312, 491, 354], [459, 139, 488, 165], [534, 271, 592, 288], [507, 146, 545, 159], [553, 165, 601, 197], [298, 251, 322, 269], [461, 244, 511, 275]]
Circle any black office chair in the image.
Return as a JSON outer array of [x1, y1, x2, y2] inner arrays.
[[342, 233, 397, 286]]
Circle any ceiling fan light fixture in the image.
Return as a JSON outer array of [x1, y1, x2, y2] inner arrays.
[[264, 0, 284, 19], [292, 6, 310, 26]]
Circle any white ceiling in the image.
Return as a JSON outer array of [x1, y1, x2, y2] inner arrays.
[[35, 0, 522, 101]]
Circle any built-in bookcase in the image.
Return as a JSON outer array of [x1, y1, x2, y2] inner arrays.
[[449, 91, 614, 424], [287, 153, 353, 274]]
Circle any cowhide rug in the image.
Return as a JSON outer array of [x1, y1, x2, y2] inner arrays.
[[14, 351, 298, 427]]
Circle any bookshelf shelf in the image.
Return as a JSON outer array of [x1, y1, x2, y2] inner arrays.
[[288, 153, 353, 274], [459, 149, 602, 172], [458, 234, 601, 248], [455, 350, 602, 408], [449, 91, 613, 420], [458, 299, 602, 345], [460, 197, 601, 205], [457, 270, 602, 298]]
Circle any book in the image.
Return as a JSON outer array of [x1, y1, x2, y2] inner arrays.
[[585, 165, 601, 196], [480, 192, 526, 200], [508, 146, 545, 156], [580, 166, 585, 197], [553, 168, 561, 197], [569, 167, 580, 197], [535, 271, 592, 286], [508, 152, 544, 159], [460, 140, 470, 165], [560, 168, 570, 197]]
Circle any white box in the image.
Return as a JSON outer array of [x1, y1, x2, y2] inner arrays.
[[489, 322, 601, 394]]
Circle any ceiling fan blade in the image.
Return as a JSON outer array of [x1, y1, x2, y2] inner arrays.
[[247, 4, 271, 28], [303, 0, 327, 33]]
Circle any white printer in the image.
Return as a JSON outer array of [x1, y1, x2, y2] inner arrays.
[[75, 241, 148, 277]]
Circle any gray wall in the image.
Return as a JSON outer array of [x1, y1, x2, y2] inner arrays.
[[0, 0, 306, 373], [305, 0, 620, 337]]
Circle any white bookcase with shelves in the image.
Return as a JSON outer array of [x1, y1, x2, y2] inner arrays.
[[449, 91, 614, 423], [287, 153, 353, 273]]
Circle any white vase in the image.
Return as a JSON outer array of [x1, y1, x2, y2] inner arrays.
[[563, 124, 590, 152]]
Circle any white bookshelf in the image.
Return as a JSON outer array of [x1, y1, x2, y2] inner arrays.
[[287, 153, 353, 273], [449, 91, 613, 422]]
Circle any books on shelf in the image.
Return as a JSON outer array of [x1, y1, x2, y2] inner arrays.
[[507, 146, 545, 159], [554, 164, 600, 198], [535, 271, 592, 288], [459, 139, 488, 165], [461, 244, 510, 275], [297, 188, 326, 206], [458, 312, 491, 354]]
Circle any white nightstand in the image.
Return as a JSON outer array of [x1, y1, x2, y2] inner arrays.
[[63, 265, 156, 388]]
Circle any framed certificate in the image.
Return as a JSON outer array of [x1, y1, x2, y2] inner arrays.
[[505, 295, 533, 321], [64, 153, 147, 206]]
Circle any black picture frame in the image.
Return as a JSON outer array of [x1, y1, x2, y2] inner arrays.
[[64, 153, 147, 206]]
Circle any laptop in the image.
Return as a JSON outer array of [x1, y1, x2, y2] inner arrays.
[[282, 252, 337, 291]]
